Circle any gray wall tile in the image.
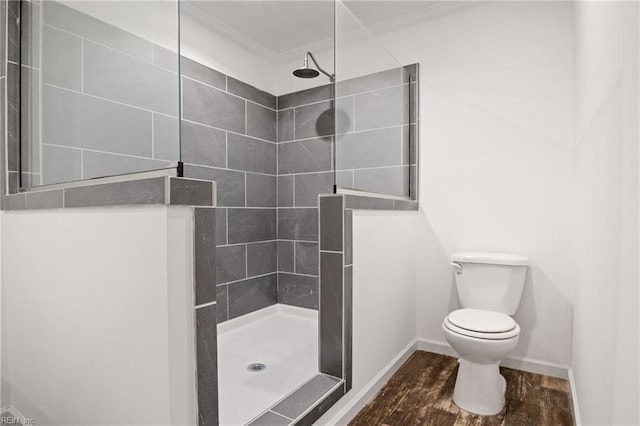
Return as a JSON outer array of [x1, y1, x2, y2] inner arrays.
[[393, 200, 419, 210], [277, 109, 294, 142], [335, 127, 402, 170], [344, 209, 353, 266], [319, 252, 343, 378], [353, 166, 409, 198], [278, 273, 319, 310], [228, 274, 277, 319], [228, 134, 276, 174], [42, 25, 81, 91], [216, 285, 229, 323], [247, 102, 276, 142], [272, 374, 340, 419], [83, 41, 178, 116], [294, 101, 334, 140], [63, 177, 166, 208], [153, 114, 180, 161], [344, 265, 353, 391], [82, 151, 170, 180], [216, 208, 227, 246], [183, 165, 245, 207], [228, 76, 276, 110], [277, 175, 293, 207], [25, 190, 63, 210], [295, 383, 344, 426], [21, 66, 40, 174], [354, 85, 408, 131], [320, 196, 343, 251], [43, 1, 153, 61], [246, 173, 276, 207], [41, 144, 81, 185], [181, 57, 225, 90], [21, 1, 39, 68], [196, 304, 219, 426], [228, 208, 276, 243], [169, 178, 214, 206], [152, 45, 178, 72], [42, 85, 152, 156], [6, 63, 18, 173], [7, 1, 19, 63], [247, 411, 290, 426], [277, 240, 294, 273], [181, 120, 226, 168], [278, 85, 332, 109], [334, 96, 354, 135], [335, 170, 353, 189], [216, 245, 246, 284], [4, 193, 26, 210], [295, 242, 319, 276], [278, 208, 318, 241], [194, 208, 216, 305], [278, 139, 331, 174], [295, 172, 333, 207], [344, 195, 394, 210], [182, 77, 245, 133], [246, 241, 277, 277]]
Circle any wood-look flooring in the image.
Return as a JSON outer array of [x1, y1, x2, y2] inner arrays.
[[350, 351, 574, 426]]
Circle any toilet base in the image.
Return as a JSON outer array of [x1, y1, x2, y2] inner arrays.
[[452, 359, 506, 415]]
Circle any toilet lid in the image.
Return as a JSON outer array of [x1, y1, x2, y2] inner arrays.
[[447, 309, 516, 333]]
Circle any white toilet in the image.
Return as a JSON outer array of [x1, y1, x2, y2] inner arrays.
[[442, 252, 529, 416]]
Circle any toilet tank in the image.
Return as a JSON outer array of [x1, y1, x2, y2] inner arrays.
[[451, 252, 529, 315]]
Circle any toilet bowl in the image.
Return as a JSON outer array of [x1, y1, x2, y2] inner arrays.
[[443, 308, 520, 415]]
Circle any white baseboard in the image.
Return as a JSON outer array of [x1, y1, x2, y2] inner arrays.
[[568, 369, 582, 426], [415, 337, 569, 379]]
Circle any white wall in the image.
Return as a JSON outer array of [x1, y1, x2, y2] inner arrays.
[[0, 206, 195, 425], [572, 2, 639, 424], [370, 1, 575, 368]]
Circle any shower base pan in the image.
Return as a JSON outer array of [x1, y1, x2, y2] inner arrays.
[[217, 304, 319, 426]]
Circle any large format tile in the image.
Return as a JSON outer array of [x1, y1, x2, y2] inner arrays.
[[7, 0, 19, 64], [228, 76, 276, 110], [295, 172, 333, 207], [278, 139, 332, 174], [25, 190, 64, 210], [353, 166, 409, 198], [344, 209, 353, 266], [335, 67, 403, 97], [216, 285, 229, 323], [43, 1, 153, 61], [153, 114, 180, 161], [246, 173, 276, 207], [277, 109, 294, 142], [41, 144, 81, 185], [278, 273, 318, 310], [194, 208, 217, 305], [354, 85, 409, 131], [82, 151, 170, 180], [246, 241, 277, 277], [344, 265, 353, 391], [277, 240, 295, 273], [272, 374, 340, 420], [63, 177, 166, 208], [20, 1, 39, 68], [6, 63, 18, 173], [152, 45, 178, 72], [42, 25, 82, 91], [228, 274, 278, 319], [216, 245, 246, 284], [21, 66, 40, 174], [83, 41, 179, 116], [319, 252, 343, 378], [181, 120, 226, 168], [196, 304, 219, 426], [183, 165, 245, 207], [278, 209, 318, 241], [295, 242, 319, 276], [228, 134, 276, 175], [320, 196, 343, 252], [335, 127, 402, 170], [181, 56, 225, 90], [278, 85, 332, 109], [216, 208, 227, 246], [227, 208, 277, 243], [42, 85, 152, 156], [294, 101, 334, 140], [277, 175, 294, 207], [247, 102, 276, 142], [247, 411, 290, 426], [169, 178, 214, 206], [182, 77, 245, 133]]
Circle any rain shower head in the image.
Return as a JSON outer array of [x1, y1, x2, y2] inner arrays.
[[292, 52, 334, 82]]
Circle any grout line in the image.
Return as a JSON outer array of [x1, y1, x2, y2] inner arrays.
[[41, 143, 165, 164], [182, 118, 277, 145], [194, 300, 217, 310], [80, 38, 84, 92], [219, 271, 277, 286]]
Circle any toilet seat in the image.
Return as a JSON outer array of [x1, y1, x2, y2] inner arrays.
[[444, 309, 520, 340]]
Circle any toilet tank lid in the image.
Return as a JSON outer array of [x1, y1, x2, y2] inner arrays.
[[451, 252, 529, 266]]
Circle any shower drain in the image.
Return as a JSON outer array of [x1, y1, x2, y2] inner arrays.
[[247, 363, 266, 372]]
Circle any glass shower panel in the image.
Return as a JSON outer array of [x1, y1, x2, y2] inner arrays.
[[334, 0, 411, 198], [20, 0, 181, 188]]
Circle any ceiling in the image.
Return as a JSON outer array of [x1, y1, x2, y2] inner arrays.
[[186, 1, 447, 57]]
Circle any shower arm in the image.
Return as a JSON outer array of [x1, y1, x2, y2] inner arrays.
[[306, 52, 335, 82]]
